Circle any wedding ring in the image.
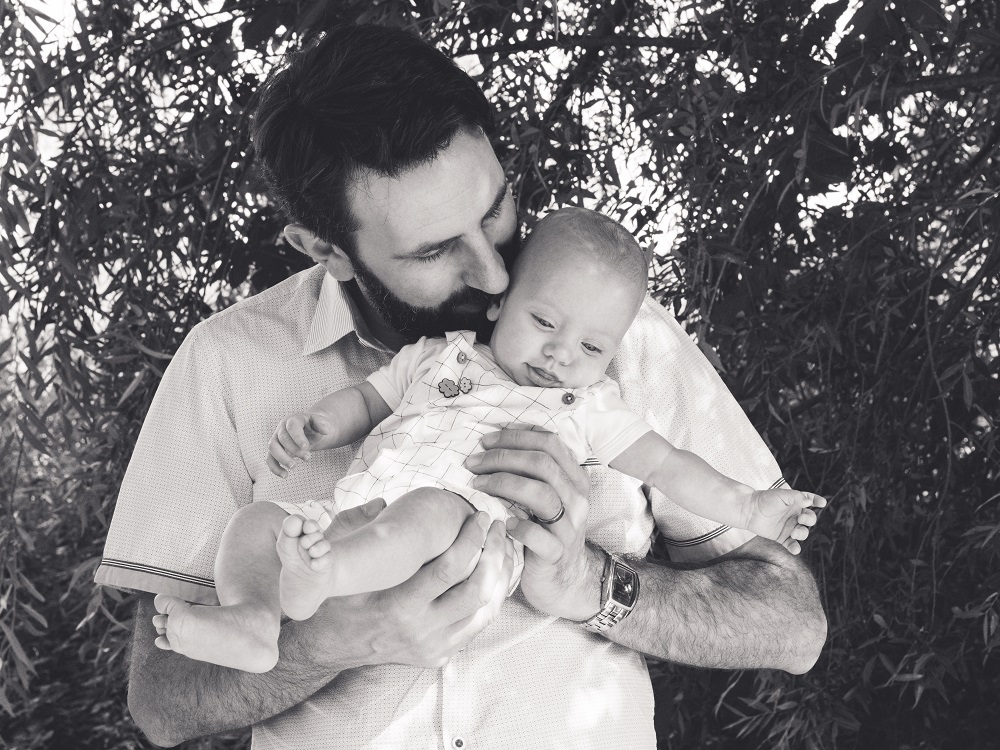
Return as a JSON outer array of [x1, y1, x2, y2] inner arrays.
[[532, 503, 566, 525]]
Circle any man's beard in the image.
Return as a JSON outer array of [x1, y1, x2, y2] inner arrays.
[[350, 233, 521, 342]]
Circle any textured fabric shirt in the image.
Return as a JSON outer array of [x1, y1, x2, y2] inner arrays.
[[97, 265, 783, 750]]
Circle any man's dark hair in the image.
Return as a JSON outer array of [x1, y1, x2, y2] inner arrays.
[[249, 24, 495, 255]]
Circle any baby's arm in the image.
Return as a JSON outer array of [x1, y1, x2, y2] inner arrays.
[[268, 381, 392, 477], [609, 432, 825, 554]]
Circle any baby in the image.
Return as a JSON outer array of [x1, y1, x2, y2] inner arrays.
[[151, 207, 825, 672]]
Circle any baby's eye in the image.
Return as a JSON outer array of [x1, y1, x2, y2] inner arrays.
[[582, 342, 602, 353], [532, 315, 554, 328]]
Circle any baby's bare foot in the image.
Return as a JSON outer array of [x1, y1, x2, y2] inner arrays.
[[277, 515, 341, 620], [152, 594, 279, 672]]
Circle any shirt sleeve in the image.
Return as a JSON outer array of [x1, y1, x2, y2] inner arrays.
[[607, 296, 784, 562], [366, 336, 431, 411], [574, 379, 654, 466], [95, 322, 251, 604]]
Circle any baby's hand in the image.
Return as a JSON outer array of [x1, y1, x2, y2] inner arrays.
[[744, 489, 827, 555], [267, 413, 335, 478]]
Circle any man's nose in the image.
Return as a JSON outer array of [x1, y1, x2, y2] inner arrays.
[[462, 233, 509, 295]]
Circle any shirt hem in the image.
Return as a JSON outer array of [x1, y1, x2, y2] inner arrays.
[[95, 560, 219, 605]]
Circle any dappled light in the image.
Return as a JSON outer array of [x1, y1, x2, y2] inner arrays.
[[2, 0, 998, 748]]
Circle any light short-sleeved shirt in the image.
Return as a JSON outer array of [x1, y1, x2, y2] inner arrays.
[[97, 265, 783, 750]]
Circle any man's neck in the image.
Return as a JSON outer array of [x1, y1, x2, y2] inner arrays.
[[341, 280, 410, 353]]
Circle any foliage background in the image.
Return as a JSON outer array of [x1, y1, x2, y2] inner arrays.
[[2, 0, 999, 747]]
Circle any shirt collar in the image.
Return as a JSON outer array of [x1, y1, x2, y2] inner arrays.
[[302, 272, 394, 356]]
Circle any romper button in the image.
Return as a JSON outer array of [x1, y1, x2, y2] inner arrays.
[[452, 738, 465, 749], [562, 392, 575, 404], [456, 351, 468, 364]]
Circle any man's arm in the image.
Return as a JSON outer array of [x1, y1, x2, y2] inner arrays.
[[465, 429, 827, 674], [605, 537, 825, 673], [128, 507, 514, 747]]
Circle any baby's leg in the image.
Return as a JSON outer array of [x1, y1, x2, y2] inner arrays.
[[152, 501, 288, 673], [279, 487, 474, 619]]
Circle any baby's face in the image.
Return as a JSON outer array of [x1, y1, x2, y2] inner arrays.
[[488, 231, 642, 389]]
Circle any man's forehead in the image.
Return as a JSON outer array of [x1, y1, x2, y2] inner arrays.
[[347, 130, 505, 241]]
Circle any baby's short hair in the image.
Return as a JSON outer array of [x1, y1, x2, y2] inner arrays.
[[525, 207, 650, 298]]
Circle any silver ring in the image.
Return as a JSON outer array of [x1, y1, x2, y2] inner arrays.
[[532, 503, 566, 525]]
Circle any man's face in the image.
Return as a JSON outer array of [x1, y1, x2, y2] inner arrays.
[[345, 127, 518, 340]]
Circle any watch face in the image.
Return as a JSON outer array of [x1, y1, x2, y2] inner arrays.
[[611, 563, 637, 605]]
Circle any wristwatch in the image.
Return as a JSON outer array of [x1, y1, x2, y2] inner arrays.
[[579, 550, 639, 633]]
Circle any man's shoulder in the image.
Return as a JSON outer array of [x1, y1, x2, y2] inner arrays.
[[614, 296, 688, 372], [187, 266, 324, 346]]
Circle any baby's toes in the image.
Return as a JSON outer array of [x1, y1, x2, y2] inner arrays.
[[797, 508, 818, 527], [281, 514, 306, 539], [306, 539, 331, 558], [784, 539, 802, 555], [154, 634, 174, 651], [790, 524, 810, 541], [297, 530, 326, 551]]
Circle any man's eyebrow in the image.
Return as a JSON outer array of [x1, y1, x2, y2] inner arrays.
[[402, 181, 509, 258]]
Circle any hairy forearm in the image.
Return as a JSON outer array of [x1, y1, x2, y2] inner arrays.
[[601, 538, 827, 674], [128, 596, 359, 746]]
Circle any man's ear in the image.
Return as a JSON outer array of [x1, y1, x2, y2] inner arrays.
[[486, 294, 505, 322], [283, 224, 355, 282]]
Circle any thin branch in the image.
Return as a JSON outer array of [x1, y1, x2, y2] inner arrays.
[[456, 33, 704, 57]]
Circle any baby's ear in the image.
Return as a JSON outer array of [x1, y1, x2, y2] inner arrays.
[[486, 295, 504, 322]]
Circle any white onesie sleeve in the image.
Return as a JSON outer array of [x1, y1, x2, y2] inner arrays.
[[572, 378, 654, 466], [368, 336, 437, 411]]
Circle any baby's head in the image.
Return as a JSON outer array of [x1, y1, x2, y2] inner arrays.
[[487, 207, 649, 389]]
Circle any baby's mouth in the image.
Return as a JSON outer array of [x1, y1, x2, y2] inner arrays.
[[526, 364, 561, 387]]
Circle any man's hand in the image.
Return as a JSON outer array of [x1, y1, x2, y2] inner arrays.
[[128, 500, 515, 746], [335, 508, 517, 668], [464, 428, 604, 621]]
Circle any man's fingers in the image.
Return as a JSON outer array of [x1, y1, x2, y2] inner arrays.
[[472, 470, 567, 525], [324, 497, 386, 540], [434, 519, 510, 624], [403, 512, 492, 602], [471, 429, 589, 496], [505, 517, 563, 563], [440, 530, 516, 648]]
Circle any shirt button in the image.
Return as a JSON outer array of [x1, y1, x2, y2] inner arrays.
[[562, 392, 575, 404], [457, 351, 468, 364], [451, 738, 466, 749]]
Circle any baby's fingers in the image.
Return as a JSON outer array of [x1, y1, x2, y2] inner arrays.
[[803, 492, 827, 510], [796, 508, 818, 527], [282, 417, 313, 457], [783, 539, 802, 555], [268, 435, 298, 476]]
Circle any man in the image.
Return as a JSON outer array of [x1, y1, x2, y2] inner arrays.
[[98, 24, 826, 749]]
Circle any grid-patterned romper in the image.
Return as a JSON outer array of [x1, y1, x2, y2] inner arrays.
[[274, 330, 653, 588]]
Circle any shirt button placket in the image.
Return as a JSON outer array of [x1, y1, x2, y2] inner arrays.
[[442, 658, 467, 750]]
